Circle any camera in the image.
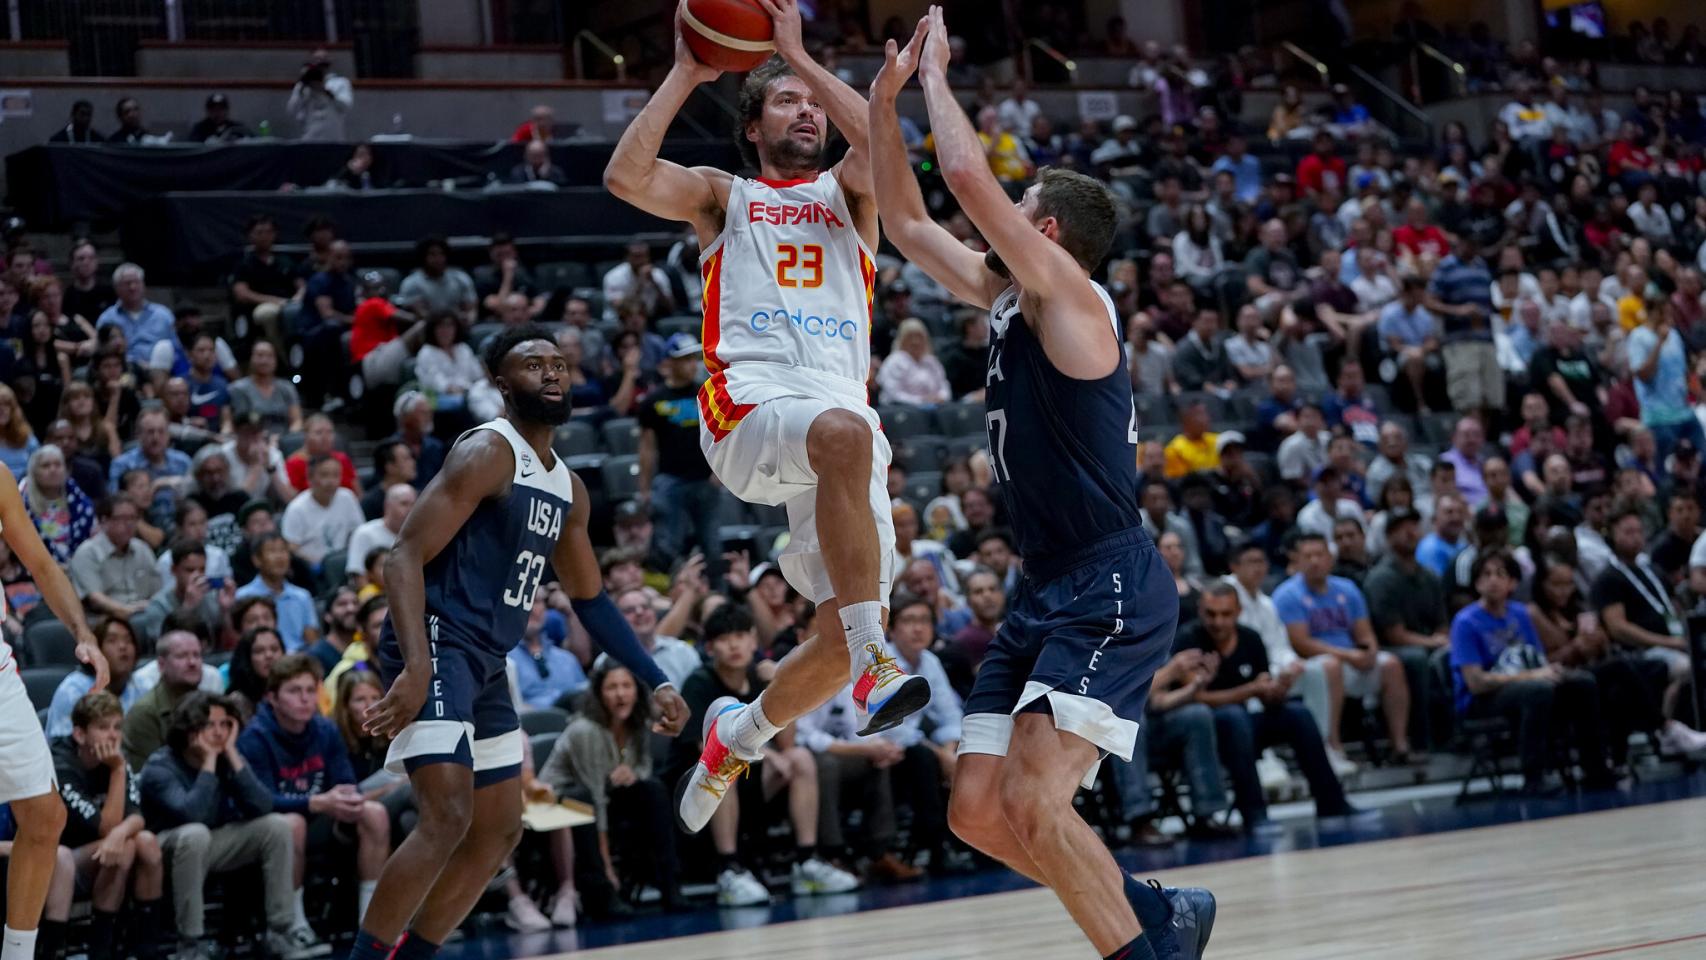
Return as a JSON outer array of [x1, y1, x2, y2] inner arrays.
[[300, 62, 327, 85]]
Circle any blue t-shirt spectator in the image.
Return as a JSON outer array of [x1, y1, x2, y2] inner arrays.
[[235, 576, 317, 651], [508, 638, 589, 711], [1210, 153, 1263, 203], [1377, 300, 1438, 348], [187, 371, 231, 425], [1272, 573, 1368, 650], [1627, 324, 1692, 427], [1448, 599, 1545, 713], [304, 270, 358, 331], [1416, 530, 1469, 578], [97, 300, 177, 367], [0, 434, 38, 479], [1427, 255, 1493, 342]]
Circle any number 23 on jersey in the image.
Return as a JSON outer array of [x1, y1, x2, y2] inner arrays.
[[775, 243, 824, 289]]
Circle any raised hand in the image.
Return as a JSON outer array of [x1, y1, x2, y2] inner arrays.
[[753, 0, 804, 61], [920, 5, 951, 78], [871, 17, 929, 103]]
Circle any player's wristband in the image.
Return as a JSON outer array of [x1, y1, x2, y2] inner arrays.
[[570, 591, 672, 692]]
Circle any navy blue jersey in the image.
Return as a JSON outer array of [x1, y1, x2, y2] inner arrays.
[[983, 281, 1143, 567], [419, 418, 573, 659]]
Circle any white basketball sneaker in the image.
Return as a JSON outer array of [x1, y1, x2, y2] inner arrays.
[[851, 641, 932, 736], [674, 697, 752, 835]]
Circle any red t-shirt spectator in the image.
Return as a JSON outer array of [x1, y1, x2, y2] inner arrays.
[[511, 120, 548, 143], [1607, 141, 1654, 178], [351, 296, 398, 362], [1393, 224, 1450, 260], [285, 449, 358, 492], [1295, 152, 1347, 196]]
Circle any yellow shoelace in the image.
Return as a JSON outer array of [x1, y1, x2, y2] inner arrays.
[[699, 754, 750, 799], [863, 642, 905, 685]]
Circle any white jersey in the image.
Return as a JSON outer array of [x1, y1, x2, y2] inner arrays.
[[699, 171, 876, 438]]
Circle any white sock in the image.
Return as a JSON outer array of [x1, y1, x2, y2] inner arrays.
[[839, 600, 885, 654], [727, 694, 782, 759], [292, 888, 308, 927], [357, 881, 378, 925], [3, 926, 39, 960]]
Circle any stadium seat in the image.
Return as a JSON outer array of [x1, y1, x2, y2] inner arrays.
[[1174, 391, 1229, 421], [535, 261, 592, 294], [468, 322, 504, 351], [22, 667, 64, 712], [903, 471, 942, 507], [530, 732, 560, 769], [320, 551, 347, 592], [657, 315, 701, 338], [1138, 424, 1175, 445], [520, 707, 571, 737], [1419, 412, 1459, 447], [279, 432, 305, 457], [892, 434, 949, 472], [878, 405, 937, 441], [946, 435, 986, 462], [719, 524, 764, 552], [933, 401, 984, 438], [601, 455, 641, 500], [602, 418, 641, 455], [552, 421, 599, 458], [564, 453, 608, 478], [20, 619, 76, 668]]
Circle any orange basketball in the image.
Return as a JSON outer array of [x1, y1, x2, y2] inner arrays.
[[682, 0, 775, 74]]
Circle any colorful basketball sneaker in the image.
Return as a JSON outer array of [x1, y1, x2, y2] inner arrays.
[[674, 697, 751, 835], [852, 641, 931, 736]]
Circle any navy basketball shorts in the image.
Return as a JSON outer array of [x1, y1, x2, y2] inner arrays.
[[376, 614, 523, 787], [960, 529, 1178, 790]]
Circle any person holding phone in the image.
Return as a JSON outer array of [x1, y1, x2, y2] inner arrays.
[[133, 540, 230, 646]]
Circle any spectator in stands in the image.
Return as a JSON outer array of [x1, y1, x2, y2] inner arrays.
[[142, 691, 325, 960], [509, 595, 587, 711], [69, 495, 159, 621], [59, 240, 111, 337], [279, 456, 363, 574], [995, 78, 1041, 135], [1296, 129, 1348, 197], [1323, 359, 1381, 448], [49, 98, 102, 143], [229, 341, 303, 436], [876, 318, 950, 407], [300, 240, 356, 410], [96, 264, 174, 369], [613, 584, 703, 689], [288, 49, 353, 141], [1089, 114, 1143, 169], [22, 443, 95, 564], [134, 540, 225, 645], [189, 92, 250, 143], [1173, 308, 1238, 394], [512, 104, 556, 142], [1297, 466, 1363, 541], [398, 236, 477, 328], [122, 630, 207, 769], [1440, 416, 1490, 507], [302, 587, 360, 677], [359, 442, 415, 521], [344, 484, 410, 584], [1451, 550, 1616, 794], [46, 618, 141, 738], [0, 382, 37, 476], [507, 138, 567, 186], [387, 390, 445, 487], [107, 96, 155, 145], [107, 406, 189, 525], [939, 310, 990, 401], [1593, 506, 1706, 753], [1628, 289, 1704, 461], [1163, 400, 1219, 479], [238, 654, 390, 927], [1223, 304, 1275, 384], [1276, 532, 1421, 763], [1223, 540, 1345, 754], [1245, 219, 1306, 320], [1366, 421, 1432, 513], [602, 242, 674, 322], [1277, 403, 1330, 484], [940, 567, 1003, 697], [282, 414, 355, 495], [1649, 493, 1698, 587], [225, 625, 285, 720], [795, 680, 920, 882], [415, 312, 501, 418], [1114, 647, 1234, 843], [1417, 492, 1470, 578], [53, 689, 168, 960], [1211, 132, 1263, 203], [1183, 583, 1364, 832], [1428, 234, 1501, 416], [1139, 478, 1202, 576], [237, 534, 317, 651]]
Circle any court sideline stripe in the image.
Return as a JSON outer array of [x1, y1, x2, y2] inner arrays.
[[1544, 931, 1706, 959]]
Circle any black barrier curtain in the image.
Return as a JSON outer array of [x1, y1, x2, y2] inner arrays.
[[5, 140, 743, 227], [120, 188, 678, 283]]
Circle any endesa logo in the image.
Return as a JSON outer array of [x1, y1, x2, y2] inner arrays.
[[750, 308, 860, 341]]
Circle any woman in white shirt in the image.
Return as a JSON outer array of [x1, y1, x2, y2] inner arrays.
[[415, 312, 504, 420], [1171, 206, 1225, 294], [876, 318, 951, 407]]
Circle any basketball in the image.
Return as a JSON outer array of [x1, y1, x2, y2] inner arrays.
[[681, 0, 774, 73]]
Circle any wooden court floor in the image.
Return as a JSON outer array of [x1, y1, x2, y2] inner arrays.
[[562, 797, 1706, 959]]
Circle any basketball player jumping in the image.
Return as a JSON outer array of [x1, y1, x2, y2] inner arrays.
[[0, 463, 108, 960], [869, 11, 1214, 959], [347, 326, 688, 960], [606, 0, 930, 836]]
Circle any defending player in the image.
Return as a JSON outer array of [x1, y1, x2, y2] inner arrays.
[[605, 0, 929, 835], [868, 11, 1214, 960], [347, 326, 687, 960], [0, 464, 108, 960]]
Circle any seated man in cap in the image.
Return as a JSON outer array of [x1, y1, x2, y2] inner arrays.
[[637, 333, 719, 568], [189, 92, 251, 142]]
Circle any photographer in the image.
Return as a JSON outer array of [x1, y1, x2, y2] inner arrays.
[[285, 49, 353, 142]]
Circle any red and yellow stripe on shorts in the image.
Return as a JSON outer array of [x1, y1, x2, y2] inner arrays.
[[698, 370, 755, 443]]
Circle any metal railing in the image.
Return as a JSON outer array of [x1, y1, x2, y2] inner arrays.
[[1280, 40, 1330, 86], [1023, 37, 1077, 84], [571, 28, 626, 82], [1416, 42, 1468, 99], [1347, 63, 1431, 142]]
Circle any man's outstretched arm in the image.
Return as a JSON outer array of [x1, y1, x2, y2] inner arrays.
[[604, 14, 731, 240], [868, 18, 1003, 310]]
